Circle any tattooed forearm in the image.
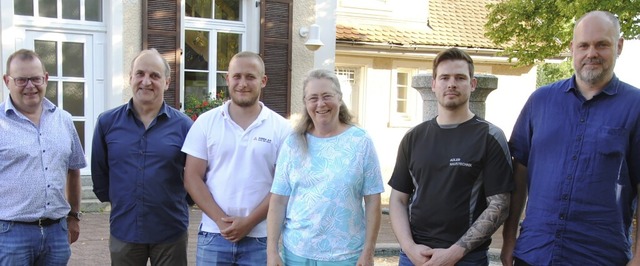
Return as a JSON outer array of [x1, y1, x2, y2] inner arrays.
[[455, 193, 510, 253]]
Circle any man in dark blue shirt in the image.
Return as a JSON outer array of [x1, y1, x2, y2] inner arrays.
[[91, 49, 193, 265], [502, 11, 640, 265]]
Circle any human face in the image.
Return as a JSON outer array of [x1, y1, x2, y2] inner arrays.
[[571, 14, 623, 86], [130, 52, 169, 107], [432, 59, 476, 110], [304, 78, 340, 126], [226, 57, 267, 108], [3, 57, 48, 113]]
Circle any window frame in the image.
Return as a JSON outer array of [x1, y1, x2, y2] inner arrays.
[[180, 0, 259, 108], [389, 68, 421, 127]]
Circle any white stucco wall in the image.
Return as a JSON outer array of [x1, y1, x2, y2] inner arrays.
[[485, 69, 537, 139], [291, 0, 317, 115], [121, 0, 142, 104], [616, 39, 640, 88]]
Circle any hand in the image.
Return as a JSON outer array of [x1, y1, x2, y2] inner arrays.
[[356, 250, 374, 266], [627, 256, 640, 266], [219, 216, 252, 242], [423, 246, 464, 266], [403, 244, 432, 265], [267, 250, 284, 266], [67, 218, 80, 244]]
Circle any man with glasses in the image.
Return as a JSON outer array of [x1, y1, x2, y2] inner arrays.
[[0, 49, 87, 265]]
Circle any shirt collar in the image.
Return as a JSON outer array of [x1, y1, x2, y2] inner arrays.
[[4, 96, 57, 115], [125, 99, 170, 118], [221, 100, 266, 121], [566, 74, 620, 96]]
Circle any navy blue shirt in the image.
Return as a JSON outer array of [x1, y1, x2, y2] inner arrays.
[[510, 75, 640, 265], [92, 100, 193, 243]]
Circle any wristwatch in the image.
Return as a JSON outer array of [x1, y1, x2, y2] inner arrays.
[[68, 211, 83, 221]]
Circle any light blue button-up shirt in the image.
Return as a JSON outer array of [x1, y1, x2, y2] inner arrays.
[[0, 98, 86, 222]]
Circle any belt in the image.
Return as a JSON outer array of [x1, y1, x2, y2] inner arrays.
[[14, 218, 61, 226]]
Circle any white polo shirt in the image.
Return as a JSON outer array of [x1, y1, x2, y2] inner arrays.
[[181, 101, 291, 237]]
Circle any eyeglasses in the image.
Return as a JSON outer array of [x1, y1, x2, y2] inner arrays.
[[305, 93, 336, 104], [8, 76, 45, 86]]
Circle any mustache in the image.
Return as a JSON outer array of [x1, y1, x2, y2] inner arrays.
[[582, 58, 603, 65]]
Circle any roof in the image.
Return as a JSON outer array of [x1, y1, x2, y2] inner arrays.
[[336, 0, 501, 50]]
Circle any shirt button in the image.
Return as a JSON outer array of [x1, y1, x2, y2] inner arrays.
[[559, 214, 565, 220], [580, 118, 585, 123], [567, 175, 572, 180], [42, 150, 46, 153], [562, 194, 569, 200], [572, 155, 577, 160], [576, 135, 582, 141]]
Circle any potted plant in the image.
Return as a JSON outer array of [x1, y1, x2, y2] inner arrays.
[[183, 91, 226, 121]]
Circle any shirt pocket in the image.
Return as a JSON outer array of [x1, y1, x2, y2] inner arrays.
[[596, 127, 628, 156], [594, 126, 629, 179]]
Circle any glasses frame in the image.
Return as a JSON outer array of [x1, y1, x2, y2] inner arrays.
[[8, 76, 46, 87], [305, 93, 336, 104]]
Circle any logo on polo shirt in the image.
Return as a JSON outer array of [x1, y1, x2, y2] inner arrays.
[[449, 157, 472, 167], [253, 136, 272, 143]]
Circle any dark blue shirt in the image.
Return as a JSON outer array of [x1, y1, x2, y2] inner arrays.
[[510, 75, 640, 265], [91, 100, 193, 243]]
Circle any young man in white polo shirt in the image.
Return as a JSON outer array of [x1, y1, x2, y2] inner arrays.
[[182, 51, 291, 265]]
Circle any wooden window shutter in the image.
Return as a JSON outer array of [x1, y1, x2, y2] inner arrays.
[[260, 0, 292, 118], [142, 0, 181, 108]]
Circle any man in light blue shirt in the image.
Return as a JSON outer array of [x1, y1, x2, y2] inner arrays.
[[0, 49, 86, 265]]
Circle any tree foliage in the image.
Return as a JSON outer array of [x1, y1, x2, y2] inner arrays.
[[484, 0, 640, 66], [536, 60, 573, 88]]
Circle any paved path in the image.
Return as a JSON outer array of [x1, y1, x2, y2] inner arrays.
[[69, 207, 504, 265]]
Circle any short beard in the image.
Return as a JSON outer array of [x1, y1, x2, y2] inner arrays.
[[577, 58, 609, 85], [231, 94, 259, 107], [578, 68, 607, 85]]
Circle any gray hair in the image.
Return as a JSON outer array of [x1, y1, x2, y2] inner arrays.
[[293, 69, 354, 154]]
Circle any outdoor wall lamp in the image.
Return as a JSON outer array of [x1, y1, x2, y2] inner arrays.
[[299, 24, 324, 51]]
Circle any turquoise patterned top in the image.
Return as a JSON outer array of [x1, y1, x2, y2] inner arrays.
[[271, 126, 384, 261]]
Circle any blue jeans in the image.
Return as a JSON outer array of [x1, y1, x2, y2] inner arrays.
[[196, 231, 266, 266], [399, 249, 488, 266], [0, 219, 70, 266], [282, 246, 359, 265]]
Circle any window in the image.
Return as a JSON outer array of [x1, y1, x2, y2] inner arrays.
[[396, 72, 408, 113], [335, 67, 361, 124], [389, 69, 421, 127], [183, 0, 246, 103], [14, 0, 102, 22]]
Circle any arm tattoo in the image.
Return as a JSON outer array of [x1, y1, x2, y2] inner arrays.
[[455, 193, 510, 253]]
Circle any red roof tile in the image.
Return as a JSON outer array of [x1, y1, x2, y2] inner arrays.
[[336, 0, 501, 49]]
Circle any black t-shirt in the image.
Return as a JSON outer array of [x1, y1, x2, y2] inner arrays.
[[388, 116, 513, 250]]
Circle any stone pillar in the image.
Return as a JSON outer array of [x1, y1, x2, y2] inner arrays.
[[412, 74, 498, 121]]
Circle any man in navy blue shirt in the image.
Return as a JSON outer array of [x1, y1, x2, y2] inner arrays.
[[502, 11, 640, 265], [91, 49, 193, 265]]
